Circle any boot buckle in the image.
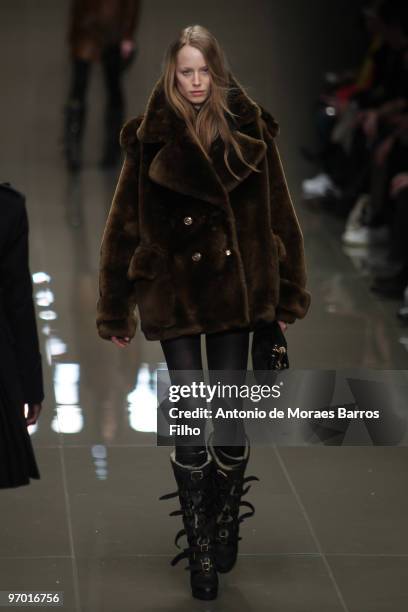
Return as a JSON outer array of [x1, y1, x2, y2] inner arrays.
[[201, 557, 212, 572], [191, 470, 204, 481], [218, 528, 229, 540], [197, 536, 209, 551]]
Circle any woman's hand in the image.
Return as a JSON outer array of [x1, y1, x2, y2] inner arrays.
[[120, 39, 135, 60], [111, 336, 130, 348], [360, 109, 378, 140], [374, 135, 395, 166], [277, 320, 288, 333], [390, 172, 408, 198], [26, 403, 42, 426]]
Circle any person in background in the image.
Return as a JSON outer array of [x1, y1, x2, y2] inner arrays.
[[63, 0, 141, 172], [302, 0, 408, 214], [301, 1, 385, 203], [394, 167, 408, 321], [0, 183, 43, 489]]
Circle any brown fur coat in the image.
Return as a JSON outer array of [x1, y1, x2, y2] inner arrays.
[[96, 75, 311, 342], [69, 0, 140, 61]]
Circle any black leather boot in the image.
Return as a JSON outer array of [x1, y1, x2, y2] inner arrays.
[[208, 435, 259, 573], [99, 105, 124, 169], [63, 100, 85, 172], [160, 453, 218, 600], [370, 266, 408, 298]]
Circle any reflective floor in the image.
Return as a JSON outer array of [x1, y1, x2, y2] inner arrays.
[[2, 1, 408, 610]]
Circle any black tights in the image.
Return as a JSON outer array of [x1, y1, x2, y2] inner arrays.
[[69, 44, 124, 109], [160, 328, 250, 466]]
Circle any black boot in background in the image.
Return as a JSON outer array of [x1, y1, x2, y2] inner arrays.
[[208, 435, 259, 573], [99, 105, 124, 169], [160, 452, 218, 600], [63, 100, 86, 172]]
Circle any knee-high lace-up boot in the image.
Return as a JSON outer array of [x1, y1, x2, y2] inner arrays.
[[208, 435, 259, 573], [160, 452, 218, 600]]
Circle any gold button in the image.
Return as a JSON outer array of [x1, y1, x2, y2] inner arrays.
[[225, 249, 232, 256], [183, 216, 193, 225], [192, 252, 202, 261]]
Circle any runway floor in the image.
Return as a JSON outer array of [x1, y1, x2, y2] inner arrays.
[[1, 146, 407, 612]]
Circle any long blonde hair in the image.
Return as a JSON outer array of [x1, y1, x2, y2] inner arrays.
[[162, 25, 261, 181]]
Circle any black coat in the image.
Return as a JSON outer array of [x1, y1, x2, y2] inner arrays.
[[0, 183, 43, 488]]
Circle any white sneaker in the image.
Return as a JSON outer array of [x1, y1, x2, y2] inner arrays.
[[341, 225, 389, 246], [342, 244, 371, 273], [344, 194, 370, 232], [302, 173, 341, 199]]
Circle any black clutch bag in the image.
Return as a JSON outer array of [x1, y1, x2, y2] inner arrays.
[[252, 320, 289, 376]]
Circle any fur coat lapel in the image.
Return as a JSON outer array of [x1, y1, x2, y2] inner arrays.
[[135, 75, 269, 206]]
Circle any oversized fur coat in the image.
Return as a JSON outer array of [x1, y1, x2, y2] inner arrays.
[[69, 0, 140, 61], [96, 75, 311, 342]]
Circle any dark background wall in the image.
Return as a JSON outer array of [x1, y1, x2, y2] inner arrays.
[[1, 0, 367, 188]]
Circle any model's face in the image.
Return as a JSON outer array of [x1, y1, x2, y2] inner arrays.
[[175, 44, 210, 105]]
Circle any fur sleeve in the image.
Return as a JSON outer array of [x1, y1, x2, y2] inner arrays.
[[263, 115, 311, 323], [96, 118, 143, 341]]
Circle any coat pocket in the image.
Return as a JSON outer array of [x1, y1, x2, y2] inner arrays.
[[127, 243, 176, 330], [127, 243, 168, 281], [271, 231, 287, 262]]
